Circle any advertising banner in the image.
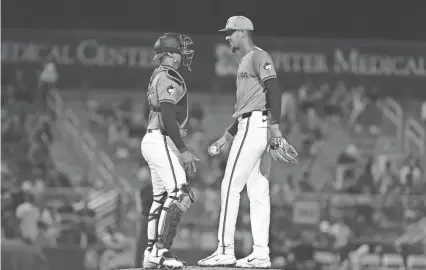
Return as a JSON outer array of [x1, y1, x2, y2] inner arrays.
[[3, 29, 426, 96], [213, 37, 426, 97], [292, 194, 321, 225], [315, 251, 426, 270], [2, 29, 215, 90]]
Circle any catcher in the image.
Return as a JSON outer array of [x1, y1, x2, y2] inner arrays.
[[140, 32, 197, 269], [198, 16, 297, 268]]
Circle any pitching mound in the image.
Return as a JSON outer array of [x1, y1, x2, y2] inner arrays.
[[117, 267, 283, 270]]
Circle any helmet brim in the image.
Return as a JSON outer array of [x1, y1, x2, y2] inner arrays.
[[153, 52, 167, 61], [218, 28, 234, 32]]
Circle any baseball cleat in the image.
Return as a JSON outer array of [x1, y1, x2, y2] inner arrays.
[[143, 248, 160, 269], [197, 249, 236, 266], [149, 245, 184, 268], [236, 253, 271, 268]]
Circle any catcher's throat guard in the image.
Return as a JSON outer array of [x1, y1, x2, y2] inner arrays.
[[158, 184, 195, 248], [153, 33, 195, 71]]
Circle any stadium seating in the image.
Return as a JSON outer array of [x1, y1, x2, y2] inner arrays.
[[36, 79, 424, 267]]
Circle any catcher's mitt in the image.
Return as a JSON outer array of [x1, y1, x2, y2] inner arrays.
[[267, 137, 298, 163]]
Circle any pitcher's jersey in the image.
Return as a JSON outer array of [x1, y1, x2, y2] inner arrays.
[[146, 65, 188, 131], [233, 47, 277, 118]]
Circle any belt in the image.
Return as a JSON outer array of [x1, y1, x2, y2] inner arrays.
[[147, 129, 168, 136], [241, 110, 269, 119]]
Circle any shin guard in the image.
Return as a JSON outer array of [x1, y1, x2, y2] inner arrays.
[[157, 184, 195, 249], [147, 192, 167, 251]]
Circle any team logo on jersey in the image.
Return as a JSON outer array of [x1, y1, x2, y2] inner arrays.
[[263, 62, 272, 71], [167, 85, 175, 95]]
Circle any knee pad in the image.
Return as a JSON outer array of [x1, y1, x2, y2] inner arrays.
[[149, 192, 168, 221], [170, 183, 196, 212], [158, 184, 195, 248]]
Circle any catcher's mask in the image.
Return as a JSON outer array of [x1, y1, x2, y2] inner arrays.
[[153, 33, 194, 71]]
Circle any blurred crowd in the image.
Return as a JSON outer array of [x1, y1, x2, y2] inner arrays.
[[2, 66, 140, 270], [2, 67, 63, 242], [1, 66, 109, 258], [5, 60, 424, 269], [82, 78, 425, 268]]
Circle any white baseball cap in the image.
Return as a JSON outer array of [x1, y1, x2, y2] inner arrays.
[[219, 16, 254, 32]]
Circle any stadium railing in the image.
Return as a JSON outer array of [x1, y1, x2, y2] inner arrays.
[[41, 187, 120, 244], [47, 89, 128, 232], [405, 117, 425, 158], [382, 97, 404, 143], [381, 96, 425, 158]]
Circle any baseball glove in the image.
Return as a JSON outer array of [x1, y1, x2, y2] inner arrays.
[[267, 137, 298, 163]]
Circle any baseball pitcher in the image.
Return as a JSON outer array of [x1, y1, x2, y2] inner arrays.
[[198, 16, 298, 268], [140, 32, 198, 269]]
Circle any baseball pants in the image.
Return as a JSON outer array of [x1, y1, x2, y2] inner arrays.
[[141, 130, 187, 195], [218, 110, 271, 258]]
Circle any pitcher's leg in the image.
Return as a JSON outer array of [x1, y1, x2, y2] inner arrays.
[[235, 159, 272, 268], [217, 119, 266, 253], [246, 159, 271, 258], [199, 118, 267, 267], [198, 127, 258, 267]]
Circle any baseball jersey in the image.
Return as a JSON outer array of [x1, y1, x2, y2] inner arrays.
[[233, 47, 277, 118], [146, 65, 188, 131]]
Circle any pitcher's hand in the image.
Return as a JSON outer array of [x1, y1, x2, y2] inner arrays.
[[270, 124, 283, 138], [208, 133, 233, 156]]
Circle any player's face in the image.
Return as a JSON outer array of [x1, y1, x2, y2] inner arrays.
[[225, 30, 242, 53]]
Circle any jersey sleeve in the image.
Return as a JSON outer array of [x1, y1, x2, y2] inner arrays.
[[253, 50, 277, 83], [157, 76, 182, 104]]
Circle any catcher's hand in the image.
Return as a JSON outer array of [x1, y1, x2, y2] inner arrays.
[[267, 137, 298, 163], [181, 150, 199, 174]]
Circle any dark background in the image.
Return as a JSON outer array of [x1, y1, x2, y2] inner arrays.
[[2, 0, 426, 41], [2, 1, 426, 269]]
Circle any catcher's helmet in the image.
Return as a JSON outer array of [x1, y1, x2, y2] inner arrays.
[[153, 33, 194, 71]]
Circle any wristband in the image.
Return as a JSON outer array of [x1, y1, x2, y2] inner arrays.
[[224, 132, 234, 141]]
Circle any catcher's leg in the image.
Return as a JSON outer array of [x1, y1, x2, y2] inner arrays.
[[140, 160, 168, 268], [146, 192, 168, 250], [138, 204, 165, 270], [141, 131, 187, 268], [149, 184, 195, 268]]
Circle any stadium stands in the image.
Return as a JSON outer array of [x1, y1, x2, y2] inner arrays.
[[1, 68, 125, 253], [58, 81, 425, 266]]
